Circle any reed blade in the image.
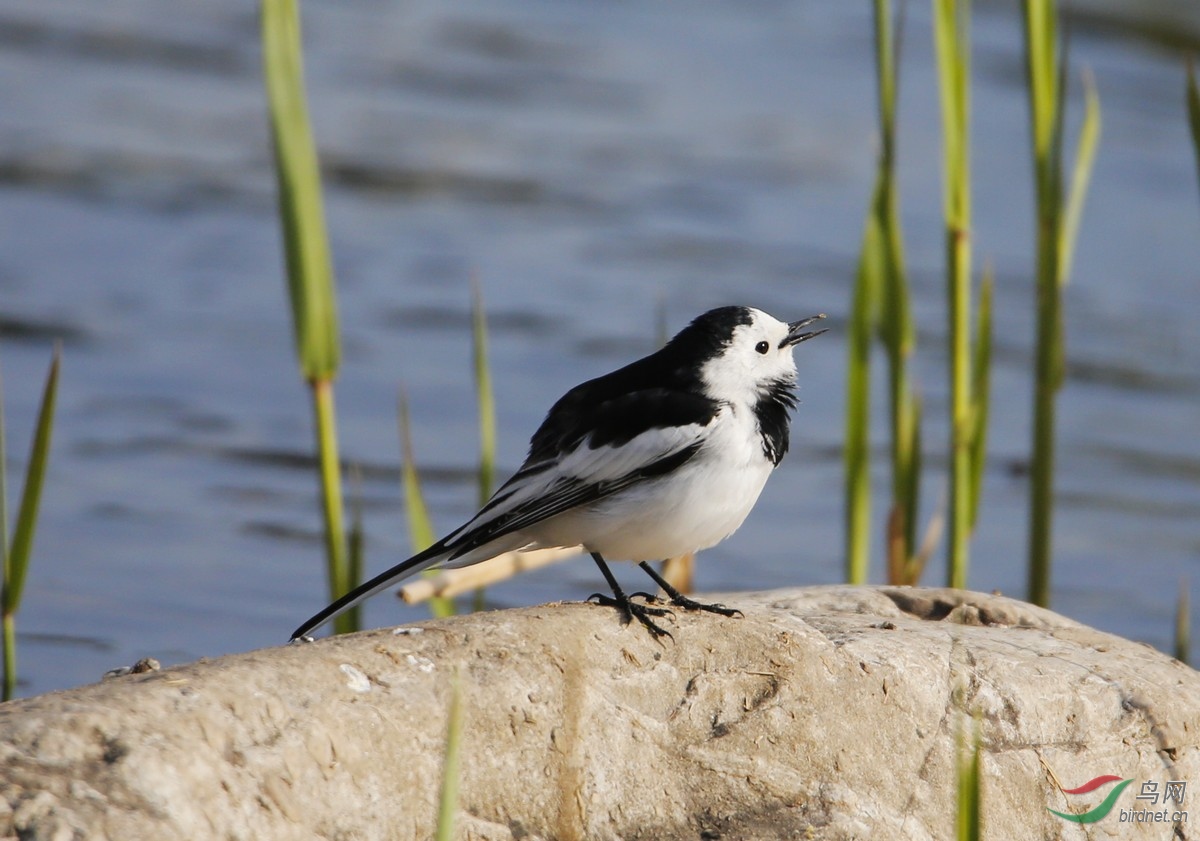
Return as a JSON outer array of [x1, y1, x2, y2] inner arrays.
[[311, 379, 351, 632], [845, 200, 881, 585], [471, 278, 496, 507], [847, 0, 921, 586], [398, 390, 454, 618], [262, 0, 339, 380], [1177, 578, 1191, 665], [469, 280, 497, 612], [968, 266, 993, 530], [1189, 60, 1200, 197], [397, 392, 436, 552], [0, 357, 8, 593], [934, 0, 975, 589], [263, 0, 355, 630], [1059, 71, 1101, 288], [3, 348, 60, 617], [1022, 0, 1100, 607], [902, 392, 925, 584], [345, 465, 365, 632], [957, 714, 983, 841], [434, 673, 464, 841], [2, 348, 60, 701]]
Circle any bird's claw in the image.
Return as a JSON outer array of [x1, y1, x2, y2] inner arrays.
[[665, 594, 743, 618], [629, 590, 663, 604], [588, 592, 673, 617], [587, 593, 675, 640]]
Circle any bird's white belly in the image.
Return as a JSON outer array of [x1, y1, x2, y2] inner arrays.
[[527, 406, 775, 561]]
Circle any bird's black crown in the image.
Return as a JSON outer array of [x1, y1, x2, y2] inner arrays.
[[663, 305, 755, 363]]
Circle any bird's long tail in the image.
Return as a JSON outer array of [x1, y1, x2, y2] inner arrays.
[[289, 540, 450, 640]]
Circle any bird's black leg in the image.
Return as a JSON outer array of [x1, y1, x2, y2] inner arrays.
[[635, 561, 743, 618], [587, 553, 674, 640]]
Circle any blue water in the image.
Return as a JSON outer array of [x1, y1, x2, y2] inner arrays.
[[0, 0, 1197, 697]]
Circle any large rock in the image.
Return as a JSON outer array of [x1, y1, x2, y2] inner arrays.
[[1, 586, 1196, 840]]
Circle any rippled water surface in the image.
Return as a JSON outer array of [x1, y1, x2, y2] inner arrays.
[[0, 0, 1198, 696]]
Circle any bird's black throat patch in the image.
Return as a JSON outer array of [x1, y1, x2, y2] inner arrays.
[[754, 379, 797, 465]]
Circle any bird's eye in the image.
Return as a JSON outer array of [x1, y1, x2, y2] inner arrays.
[[755, 340, 770, 355]]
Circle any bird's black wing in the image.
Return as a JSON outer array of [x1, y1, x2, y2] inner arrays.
[[438, 388, 720, 559], [528, 383, 720, 463]]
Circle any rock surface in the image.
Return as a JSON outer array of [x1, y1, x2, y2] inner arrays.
[[1, 586, 1196, 840]]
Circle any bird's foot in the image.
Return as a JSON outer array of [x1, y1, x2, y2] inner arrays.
[[587, 592, 675, 640], [639, 591, 743, 618]]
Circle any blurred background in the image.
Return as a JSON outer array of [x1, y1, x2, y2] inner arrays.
[[0, 0, 1197, 696]]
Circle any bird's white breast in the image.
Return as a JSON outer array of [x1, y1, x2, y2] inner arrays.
[[526, 403, 774, 561]]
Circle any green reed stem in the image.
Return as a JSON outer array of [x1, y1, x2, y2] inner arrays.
[[0, 359, 8, 606], [2, 347, 60, 700], [1024, 0, 1061, 610], [263, 0, 339, 381], [263, 0, 356, 630], [312, 380, 352, 634], [878, 0, 923, 587], [1177, 578, 1190, 665], [345, 464, 365, 632], [1186, 60, 1200, 201], [1022, 0, 1100, 607], [848, 0, 922, 585], [0, 360, 7, 700], [398, 390, 454, 619], [957, 713, 983, 840], [471, 279, 495, 508], [470, 280, 496, 612], [968, 267, 994, 530], [845, 220, 876, 585], [435, 672, 464, 841], [1174, 65, 1197, 662], [934, 0, 975, 589], [1, 613, 13, 702]]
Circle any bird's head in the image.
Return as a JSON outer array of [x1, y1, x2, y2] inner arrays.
[[679, 306, 826, 406]]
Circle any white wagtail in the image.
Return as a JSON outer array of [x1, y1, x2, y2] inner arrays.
[[291, 306, 825, 640]]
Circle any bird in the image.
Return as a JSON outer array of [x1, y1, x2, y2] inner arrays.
[[291, 305, 826, 641]]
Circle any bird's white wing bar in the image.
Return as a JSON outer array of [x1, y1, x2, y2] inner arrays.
[[439, 420, 712, 554], [569, 419, 711, 482]]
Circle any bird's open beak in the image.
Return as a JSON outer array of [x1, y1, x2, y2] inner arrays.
[[781, 313, 828, 348]]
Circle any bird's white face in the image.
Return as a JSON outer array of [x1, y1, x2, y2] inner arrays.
[[699, 308, 800, 407]]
